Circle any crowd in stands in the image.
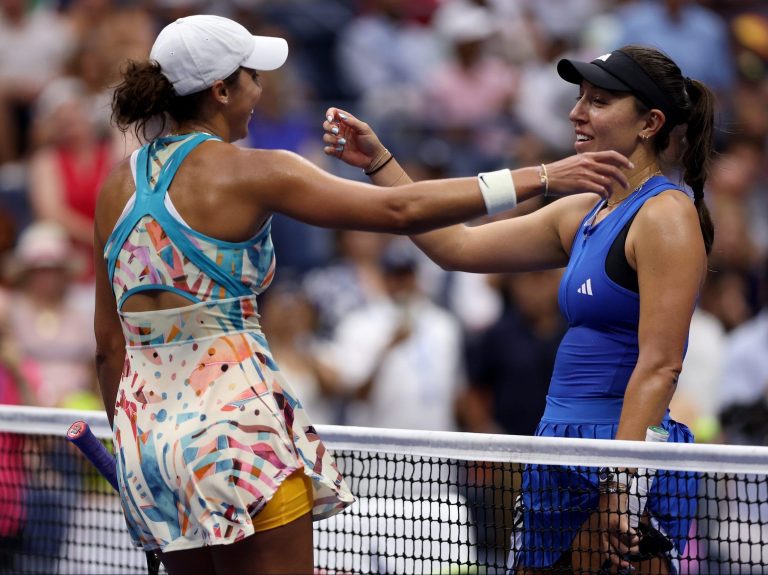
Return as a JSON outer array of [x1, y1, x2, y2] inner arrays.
[[0, 0, 767, 448]]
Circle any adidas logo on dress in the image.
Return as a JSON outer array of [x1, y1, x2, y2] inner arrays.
[[577, 278, 593, 296]]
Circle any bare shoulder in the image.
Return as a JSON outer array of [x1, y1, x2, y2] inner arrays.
[[229, 146, 311, 178], [629, 189, 705, 271], [208, 145, 309, 188], [98, 156, 133, 198], [634, 189, 701, 238]]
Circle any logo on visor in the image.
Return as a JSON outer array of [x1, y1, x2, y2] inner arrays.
[[596, 53, 611, 62]]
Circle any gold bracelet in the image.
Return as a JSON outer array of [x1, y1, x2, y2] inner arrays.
[[539, 163, 549, 197]]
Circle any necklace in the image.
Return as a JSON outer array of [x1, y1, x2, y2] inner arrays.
[[606, 170, 662, 207]]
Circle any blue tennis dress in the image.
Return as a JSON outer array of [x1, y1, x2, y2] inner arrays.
[[509, 176, 698, 573]]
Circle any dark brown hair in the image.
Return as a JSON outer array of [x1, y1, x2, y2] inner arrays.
[[620, 45, 715, 254], [111, 61, 240, 142]]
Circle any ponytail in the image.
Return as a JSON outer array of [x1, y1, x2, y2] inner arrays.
[[111, 61, 242, 143], [620, 45, 716, 254], [111, 60, 175, 142], [680, 78, 715, 255]]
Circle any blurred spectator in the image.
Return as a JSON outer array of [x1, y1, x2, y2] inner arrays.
[[0, 288, 32, 406], [513, 34, 583, 155], [332, 239, 465, 430], [4, 221, 98, 409], [707, 137, 767, 270], [259, 281, 344, 425], [717, 260, 768, 445], [422, 1, 518, 174], [521, 0, 607, 48], [420, 262, 503, 335], [580, 1, 629, 55], [238, 0, 357, 102], [616, 0, 736, 94], [0, 0, 75, 165], [699, 267, 753, 333], [385, 159, 503, 333], [62, 0, 116, 43], [152, 0, 211, 25], [60, 6, 154, 151], [730, 11, 768, 84], [461, 271, 565, 436], [57, 38, 115, 141], [0, 287, 28, 573], [303, 230, 388, 337], [335, 0, 443, 124], [0, 208, 16, 286], [27, 78, 118, 284]]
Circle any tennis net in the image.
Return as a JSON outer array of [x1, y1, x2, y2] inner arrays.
[[1, 405, 767, 574]]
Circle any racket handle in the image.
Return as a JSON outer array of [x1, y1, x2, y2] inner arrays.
[[67, 421, 161, 575], [67, 420, 119, 492]]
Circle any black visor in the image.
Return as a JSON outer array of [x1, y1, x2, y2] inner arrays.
[[557, 50, 683, 125]]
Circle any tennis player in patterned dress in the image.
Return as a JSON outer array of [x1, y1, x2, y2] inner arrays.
[[91, 14, 599, 575], [324, 45, 716, 574]]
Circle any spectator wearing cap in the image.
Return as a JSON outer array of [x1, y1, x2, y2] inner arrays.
[[4, 221, 98, 409], [330, 239, 466, 431]]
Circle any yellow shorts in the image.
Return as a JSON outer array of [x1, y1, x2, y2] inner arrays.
[[252, 470, 314, 532]]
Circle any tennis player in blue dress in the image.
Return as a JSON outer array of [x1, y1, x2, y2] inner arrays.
[[324, 44, 716, 574]]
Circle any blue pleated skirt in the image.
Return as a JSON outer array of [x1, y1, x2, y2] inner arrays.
[[509, 396, 698, 571]]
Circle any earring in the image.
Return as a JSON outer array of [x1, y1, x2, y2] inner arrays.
[[640, 134, 649, 141]]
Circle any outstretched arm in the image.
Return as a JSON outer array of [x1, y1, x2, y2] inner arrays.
[[322, 108, 634, 273]]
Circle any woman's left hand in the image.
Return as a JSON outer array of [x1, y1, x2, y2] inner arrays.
[[322, 107, 387, 171]]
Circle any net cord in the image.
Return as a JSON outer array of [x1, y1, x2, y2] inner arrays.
[[2, 404, 767, 474]]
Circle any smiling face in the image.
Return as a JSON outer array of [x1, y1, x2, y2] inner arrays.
[[569, 81, 649, 158]]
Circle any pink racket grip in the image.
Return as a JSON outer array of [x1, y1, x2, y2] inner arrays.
[[67, 420, 119, 492]]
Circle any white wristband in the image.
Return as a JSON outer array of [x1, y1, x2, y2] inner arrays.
[[477, 169, 517, 215]]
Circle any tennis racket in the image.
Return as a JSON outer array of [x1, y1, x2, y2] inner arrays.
[[67, 420, 163, 575]]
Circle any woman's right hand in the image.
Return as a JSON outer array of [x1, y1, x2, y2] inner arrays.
[[598, 490, 640, 571], [322, 107, 387, 171], [544, 151, 634, 199]]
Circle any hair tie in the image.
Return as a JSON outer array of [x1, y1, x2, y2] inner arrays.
[[684, 76, 694, 90]]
